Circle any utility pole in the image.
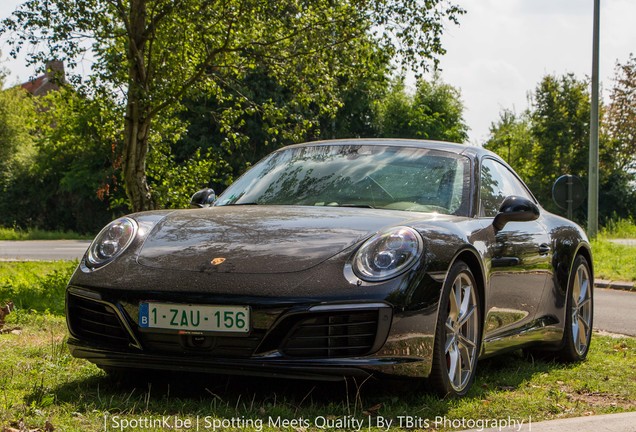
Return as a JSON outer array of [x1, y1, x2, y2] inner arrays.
[[588, 0, 600, 238]]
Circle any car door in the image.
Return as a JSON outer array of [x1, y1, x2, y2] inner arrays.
[[480, 158, 552, 343]]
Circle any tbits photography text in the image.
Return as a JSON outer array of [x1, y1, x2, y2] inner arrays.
[[104, 413, 532, 431]]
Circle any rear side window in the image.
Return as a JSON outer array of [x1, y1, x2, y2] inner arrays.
[[480, 158, 533, 217]]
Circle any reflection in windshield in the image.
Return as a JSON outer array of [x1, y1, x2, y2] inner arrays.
[[215, 145, 471, 215]]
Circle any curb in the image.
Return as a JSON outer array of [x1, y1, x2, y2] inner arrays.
[[595, 279, 635, 291]]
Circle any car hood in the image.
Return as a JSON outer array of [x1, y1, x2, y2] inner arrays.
[[137, 206, 442, 274]]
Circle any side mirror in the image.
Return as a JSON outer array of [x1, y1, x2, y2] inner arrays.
[[190, 188, 216, 208], [493, 195, 540, 231]]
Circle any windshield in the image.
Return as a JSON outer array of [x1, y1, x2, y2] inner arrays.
[[215, 144, 472, 215]]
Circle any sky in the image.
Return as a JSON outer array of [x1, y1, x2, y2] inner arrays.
[[2, 0, 635, 144]]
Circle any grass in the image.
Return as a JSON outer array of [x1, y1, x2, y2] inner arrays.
[[600, 218, 636, 239], [0, 312, 634, 431], [0, 227, 92, 241], [591, 238, 636, 282], [0, 261, 635, 431], [0, 261, 77, 315], [585, 218, 636, 283]]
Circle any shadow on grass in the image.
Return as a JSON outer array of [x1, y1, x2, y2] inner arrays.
[[51, 371, 423, 414], [41, 349, 571, 420]]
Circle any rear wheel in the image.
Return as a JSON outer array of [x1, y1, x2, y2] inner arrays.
[[429, 261, 481, 397], [558, 255, 593, 362]]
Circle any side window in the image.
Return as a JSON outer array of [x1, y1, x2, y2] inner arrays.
[[480, 158, 533, 217]]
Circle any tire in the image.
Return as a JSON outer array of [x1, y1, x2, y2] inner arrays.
[[558, 254, 593, 362], [429, 260, 481, 397]]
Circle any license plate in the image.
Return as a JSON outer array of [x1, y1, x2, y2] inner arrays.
[[138, 302, 250, 333]]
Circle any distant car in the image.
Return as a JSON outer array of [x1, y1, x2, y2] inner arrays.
[[66, 139, 593, 397]]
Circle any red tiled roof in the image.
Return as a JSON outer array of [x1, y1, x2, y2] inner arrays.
[[20, 75, 47, 94]]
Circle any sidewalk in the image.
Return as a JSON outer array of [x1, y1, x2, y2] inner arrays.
[[463, 411, 636, 432]]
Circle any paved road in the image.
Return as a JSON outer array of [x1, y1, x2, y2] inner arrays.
[[594, 287, 636, 336], [0, 240, 90, 261], [608, 238, 636, 246]]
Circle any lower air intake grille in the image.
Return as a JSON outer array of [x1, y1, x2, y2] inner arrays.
[[67, 294, 131, 348], [281, 311, 379, 358], [138, 331, 265, 358]]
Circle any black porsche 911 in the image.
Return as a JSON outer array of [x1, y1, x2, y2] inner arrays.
[[66, 139, 593, 397]]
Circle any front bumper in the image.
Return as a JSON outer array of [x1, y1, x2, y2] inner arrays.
[[67, 339, 430, 381], [66, 285, 439, 380]]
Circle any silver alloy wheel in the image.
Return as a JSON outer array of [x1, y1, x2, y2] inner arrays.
[[571, 262, 592, 356], [445, 272, 479, 392]]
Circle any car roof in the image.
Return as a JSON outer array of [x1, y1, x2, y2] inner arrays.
[[279, 138, 496, 161]]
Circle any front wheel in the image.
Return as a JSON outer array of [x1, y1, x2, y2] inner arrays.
[[429, 261, 481, 397], [558, 255, 593, 362]]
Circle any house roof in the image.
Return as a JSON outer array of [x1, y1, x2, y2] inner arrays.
[[19, 61, 65, 96]]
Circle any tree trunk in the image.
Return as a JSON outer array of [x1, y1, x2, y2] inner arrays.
[[122, 102, 154, 212], [122, 0, 154, 212]]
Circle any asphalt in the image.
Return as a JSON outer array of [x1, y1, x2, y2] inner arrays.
[[594, 288, 636, 336], [608, 238, 636, 247], [0, 240, 90, 261]]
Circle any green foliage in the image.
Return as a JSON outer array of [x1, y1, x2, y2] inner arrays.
[[173, 70, 330, 184], [1, 0, 465, 212], [484, 109, 535, 177], [0, 78, 37, 186], [174, 43, 391, 187], [0, 261, 76, 315], [319, 50, 391, 140], [601, 217, 636, 238], [591, 238, 636, 282], [529, 74, 590, 215], [592, 218, 636, 282], [0, 227, 91, 240], [485, 73, 636, 225], [0, 87, 123, 233], [604, 54, 636, 173], [410, 76, 469, 142], [374, 78, 416, 138], [375, 76, 468, 142], [149, 148, 234, 209]]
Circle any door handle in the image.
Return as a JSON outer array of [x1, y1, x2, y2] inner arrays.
[[538, 244, 551, 255], [492, 257, 521, 267]]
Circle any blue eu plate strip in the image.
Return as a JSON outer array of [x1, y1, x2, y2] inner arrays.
[[138, 302, 149, 328]]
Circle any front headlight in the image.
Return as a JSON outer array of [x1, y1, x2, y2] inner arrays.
[[86, 217, 137, 268], [352, 226, 423, 282]]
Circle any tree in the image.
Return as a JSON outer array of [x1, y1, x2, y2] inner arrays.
[[0, 69, 37, 180], [168, 38, 390, 198], [0, 87, 123, 233], [1, 0, 464, 212], [605, 54, 636, 173], [410, 75, 468, 142], [484, 109, 535, 181], [375, 75, 468, 142], [375, 78, 421, 138], [600, 55, 636, 222], [529, 73, 590, 211], [485, 72, 636, 224]]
